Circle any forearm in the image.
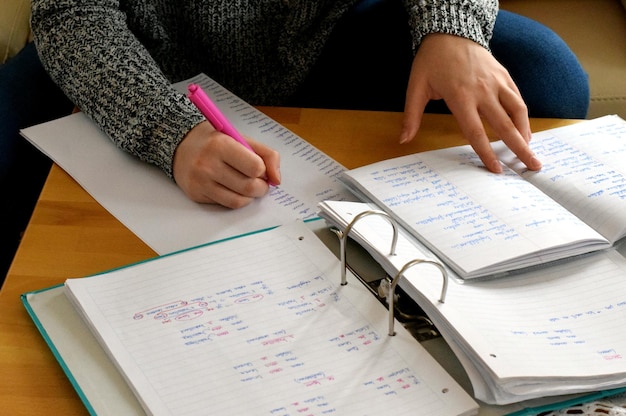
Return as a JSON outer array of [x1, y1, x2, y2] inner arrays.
[[30, 0, 203, 177], [404, 0, 498, 50]]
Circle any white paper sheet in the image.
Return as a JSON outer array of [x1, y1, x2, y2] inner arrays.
[[21, 73, 355, 255]]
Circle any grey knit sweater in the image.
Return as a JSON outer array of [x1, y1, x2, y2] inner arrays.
[[31, 0, 498, 178]]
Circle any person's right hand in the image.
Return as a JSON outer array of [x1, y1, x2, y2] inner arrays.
[[172, 121, 281, 208]]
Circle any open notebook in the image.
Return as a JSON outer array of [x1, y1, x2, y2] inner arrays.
[[26, 221, 477, 416], [319, 199, 626, 405], [337, 115, 626, 280]]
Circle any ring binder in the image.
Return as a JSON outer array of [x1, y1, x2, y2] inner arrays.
[[34, 221, 478, 415], [333, 209, 448, 336]]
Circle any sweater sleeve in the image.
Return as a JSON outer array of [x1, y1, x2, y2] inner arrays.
[[404, 0, 498, 50], [30, 0, 205, 179]]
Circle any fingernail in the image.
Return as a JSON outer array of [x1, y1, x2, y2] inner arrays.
[[530, 155, 542, 170], [490, 160, 503, 173]]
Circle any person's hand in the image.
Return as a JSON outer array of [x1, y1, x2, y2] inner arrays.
[[173, 121, 281, 208], [399, 33, 542, 173]]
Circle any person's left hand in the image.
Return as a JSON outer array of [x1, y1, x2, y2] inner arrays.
[[399, 33, 542, 173]]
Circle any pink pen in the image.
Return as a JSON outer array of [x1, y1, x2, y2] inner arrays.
[[187, 83, 255, 153]]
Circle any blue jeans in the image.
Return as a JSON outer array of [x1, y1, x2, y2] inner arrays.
[[0, 42, 73, 282], [491, 10, 589, 119], [291, 0, 590, 119]]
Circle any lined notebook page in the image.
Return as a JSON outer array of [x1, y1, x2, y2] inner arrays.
[[341, 145, 607, 278], [497, 115, 626, 243], [410, 248, 626, 397], [65, 221, 477, 416]]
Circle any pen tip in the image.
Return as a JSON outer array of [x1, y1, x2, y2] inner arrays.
[[188, 84, 198, 93]]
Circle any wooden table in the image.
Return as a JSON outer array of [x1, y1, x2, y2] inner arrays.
[[0, 107, 577, 414]]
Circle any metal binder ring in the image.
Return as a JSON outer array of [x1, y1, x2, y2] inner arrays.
[[386, 259, 448, 336], [337, 210, 398, 286]]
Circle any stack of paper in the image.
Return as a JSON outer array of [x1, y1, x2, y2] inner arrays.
[[319, 199, 626, 404]]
